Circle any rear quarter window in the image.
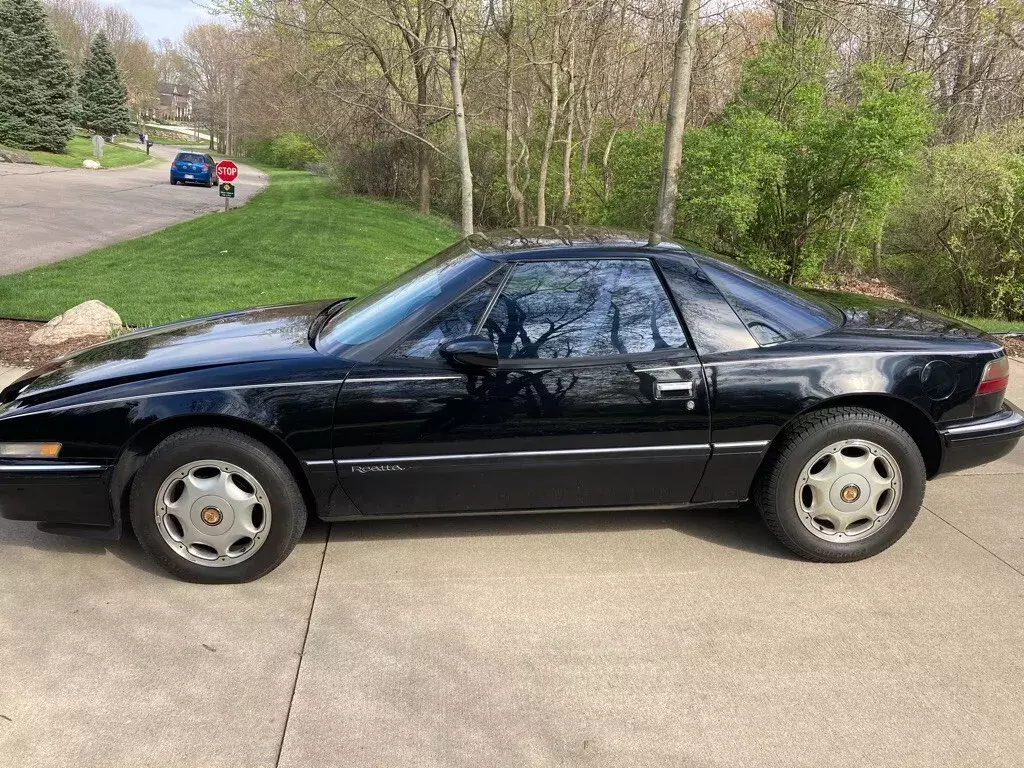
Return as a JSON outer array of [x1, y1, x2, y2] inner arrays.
[[696, 258, 842, 345]]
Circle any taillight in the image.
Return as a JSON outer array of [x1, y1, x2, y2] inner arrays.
[[978, 356, 1010, 396], [202, 164, 209, 171]]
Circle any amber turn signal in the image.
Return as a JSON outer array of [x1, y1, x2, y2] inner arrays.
[[0, 442, 62, 458]]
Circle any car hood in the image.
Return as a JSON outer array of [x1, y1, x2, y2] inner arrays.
[[6, 300, 341, 402], [808, 290, 988, 339]]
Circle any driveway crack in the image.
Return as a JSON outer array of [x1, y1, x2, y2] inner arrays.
[[925, 504, 1024, 578], [275, 523, 330, 768]]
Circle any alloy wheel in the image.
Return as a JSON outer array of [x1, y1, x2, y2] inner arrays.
[[794, 439, 903, 543], [154, 460, 271, 567]]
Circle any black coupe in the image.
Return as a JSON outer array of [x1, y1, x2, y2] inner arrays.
[[1, 229, 1021, 583]]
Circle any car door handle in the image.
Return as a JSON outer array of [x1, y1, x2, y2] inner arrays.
[[654, 381, 693, 399]]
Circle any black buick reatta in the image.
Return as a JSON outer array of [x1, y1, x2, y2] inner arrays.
[[1, 229, 1021, 583]]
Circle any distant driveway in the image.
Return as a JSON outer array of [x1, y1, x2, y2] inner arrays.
[[0, 145, 266, 275]]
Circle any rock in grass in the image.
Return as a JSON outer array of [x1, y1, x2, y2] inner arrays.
[[82, 158, 101, 169], [0, 149, 36, 164], [28, 300, 121, 346]]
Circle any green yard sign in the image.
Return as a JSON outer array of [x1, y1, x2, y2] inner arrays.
[[219, 182, 235, 198]]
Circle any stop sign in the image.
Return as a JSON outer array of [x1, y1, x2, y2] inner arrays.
[[216, 160, 239, 182]]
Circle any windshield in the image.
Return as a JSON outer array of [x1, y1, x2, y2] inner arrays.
[[175, 153, 205, 163], [317, 240, 477, 352]]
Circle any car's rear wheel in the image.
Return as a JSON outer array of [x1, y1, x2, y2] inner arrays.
[[129, 428, 306, 583], [755, 407, 926, 562], [169, 178, 177, 185]]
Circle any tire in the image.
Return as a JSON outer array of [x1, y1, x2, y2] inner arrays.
[[170, 178, 177, 185], [129, 427, 307, 583], [754, 407, 926, 562]]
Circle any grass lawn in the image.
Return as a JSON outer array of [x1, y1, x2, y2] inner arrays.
[[6, 135, 152, 169], [958, 317, 1024, 333], [0, 169, 459, 327]]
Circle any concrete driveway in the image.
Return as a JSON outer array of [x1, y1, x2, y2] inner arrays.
[[0, 145, 266, 275], [1, 364, 1023, 767]]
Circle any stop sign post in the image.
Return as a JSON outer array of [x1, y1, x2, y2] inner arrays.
[[217, 160, 239, 210]]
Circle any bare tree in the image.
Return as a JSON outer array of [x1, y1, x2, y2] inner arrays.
[[535, 2, 561, 227], [443, 0, 474, 234], [652, 0, 700, 243]]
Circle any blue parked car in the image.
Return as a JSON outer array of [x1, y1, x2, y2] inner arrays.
[[169, 152, 217, 187]]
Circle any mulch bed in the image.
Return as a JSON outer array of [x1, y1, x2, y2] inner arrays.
[[1000, 335, 1024, 358], [0, 319, 106, 368]]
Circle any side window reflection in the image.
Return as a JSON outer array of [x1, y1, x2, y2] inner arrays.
[[390, 273, 504, 359], [483, 259, 688, 360]]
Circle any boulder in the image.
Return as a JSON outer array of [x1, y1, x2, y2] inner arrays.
[[82, 158, 101, 169], [28, 301, 122, 346], [0, 148, 37, 164]]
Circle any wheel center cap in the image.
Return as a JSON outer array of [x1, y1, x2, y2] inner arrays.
[[840, 484, 861, 503], [200, 506, 223, 526]]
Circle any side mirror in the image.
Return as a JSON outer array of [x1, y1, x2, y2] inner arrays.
[[439, 335, 499, 369]]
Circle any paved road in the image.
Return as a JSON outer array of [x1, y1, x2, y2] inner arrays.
[[0, 145, 266, 275], [1, 364, 1023, 767]]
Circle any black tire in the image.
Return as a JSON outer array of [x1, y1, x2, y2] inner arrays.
[[169, 178, 177, 185], [129, 427, 307, 583], [754, 407, 926, 562]]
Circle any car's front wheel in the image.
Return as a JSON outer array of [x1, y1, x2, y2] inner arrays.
[[129, 428, 306, 583], [755, 407, 926, 562]]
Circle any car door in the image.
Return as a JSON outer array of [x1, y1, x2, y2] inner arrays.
[[333, 256, 712, 515]]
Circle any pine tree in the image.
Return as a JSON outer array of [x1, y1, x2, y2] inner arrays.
[[78, 30, 131, 137], [0, 0, 76, 152]]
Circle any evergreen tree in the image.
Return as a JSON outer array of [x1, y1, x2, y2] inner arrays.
[[0, 0, 76, 152], [78, 30, 131, 137]]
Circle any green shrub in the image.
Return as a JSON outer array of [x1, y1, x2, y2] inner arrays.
[[886, 125, 1024, 320], [242, 132, 322, 169]]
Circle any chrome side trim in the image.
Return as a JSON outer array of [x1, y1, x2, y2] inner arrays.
[[0, 379, 350, 420], [308, 443, 711, 467], [345, 376, 463, 384], [713, 440, 770, 450], [0, 463, 105, 472], [707, 350, 987, 367]]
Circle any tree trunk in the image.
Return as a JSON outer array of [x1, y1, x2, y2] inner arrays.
[[601, 126, 617, 202], [503, 18, 527, 226], [417, 143, 431, 214], [778, 0, 798, 33], [536, 11, 560, 227], [651, 0, 699, 244], [415, 67, 431, 214], [445, 1, 474, 235], [558, 41, 575, 223]]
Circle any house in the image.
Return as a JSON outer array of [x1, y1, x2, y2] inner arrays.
[[155, 82, 192, 122]]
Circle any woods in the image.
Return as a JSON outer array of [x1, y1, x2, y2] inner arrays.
[[168, 0, 1023, 319], [5, 0, 1024, 321]]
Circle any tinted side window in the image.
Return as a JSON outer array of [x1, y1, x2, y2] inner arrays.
[[483, 259, 687, 360], [390, 271, 505, 359], [698, 259, 841, 345], [656, 255, 757, 355]]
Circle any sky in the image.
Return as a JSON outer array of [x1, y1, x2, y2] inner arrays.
[[113, 0, 216, 43]]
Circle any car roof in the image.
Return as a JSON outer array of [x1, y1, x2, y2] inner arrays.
[[465, 226, 687, 262]]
